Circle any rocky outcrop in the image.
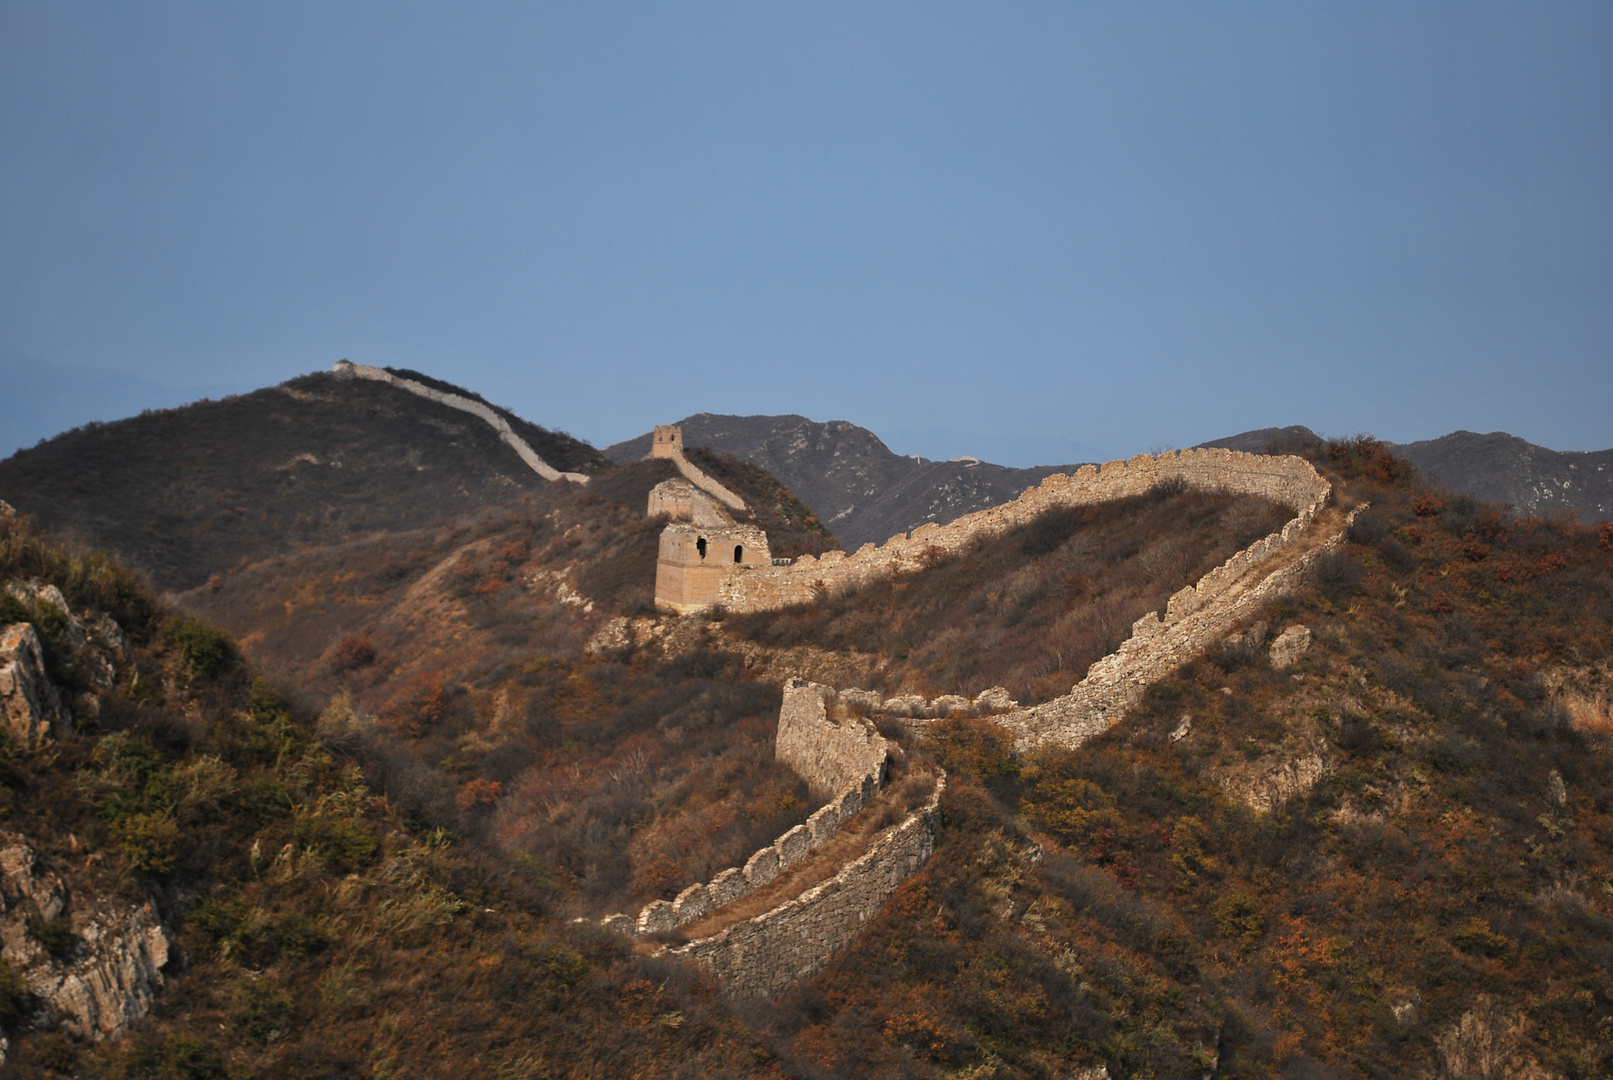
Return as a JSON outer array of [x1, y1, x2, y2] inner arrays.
[[0, 833, 170, 1054], [4, 580, 125, 723], [1435, 995, 1559, 1080], [0, 624, 65, 744], [1268, 625, 1313, 669]]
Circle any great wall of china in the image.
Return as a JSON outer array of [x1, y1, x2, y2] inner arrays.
[[332, 360, 591, 484], [701, 446, 1332, 613], [303, 389, 1351, 994], [593, 679, 945, 998]]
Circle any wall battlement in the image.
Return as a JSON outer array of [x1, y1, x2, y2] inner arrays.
[[690, 447, 1330, 614], [602, 680, 892, 940], [666, 774, 945, 998], [332, 360, 589, 484]]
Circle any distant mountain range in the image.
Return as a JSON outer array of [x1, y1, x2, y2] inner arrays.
[[613, 417, 1612, 543], [604, 414, 1083, 550], [1198, 425, 1612, 521]]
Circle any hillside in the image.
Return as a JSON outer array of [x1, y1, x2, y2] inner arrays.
[[605, 413, 1083, 549], [3, 370, 1611, 1078], [0, 369, 608, 592], [2, 436, 1609, 1078], [1391, 430, 1613, 521]]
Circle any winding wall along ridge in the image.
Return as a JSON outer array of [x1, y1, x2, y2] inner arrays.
[[667, 773, 945, 999], [975, 504, 1360, 752], [713, 447, 1330, 613], [602, 680, 891, 938], [666, 450, 747, 512], [332, 360, 589, 484]]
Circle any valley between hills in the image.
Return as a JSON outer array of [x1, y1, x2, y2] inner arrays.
[[0, 366, 1609, 1079]]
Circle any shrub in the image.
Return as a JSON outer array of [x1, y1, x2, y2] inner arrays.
[[27, 913, 76, 960], [229, 978, 294, 1047], [113, 812, 180, 874], [328, 636, 376, 672], [292, 813, 380, 872], [0, 956, 29, 1030], [170, 618, 237, 681], [1214, 894, 1266, 946]]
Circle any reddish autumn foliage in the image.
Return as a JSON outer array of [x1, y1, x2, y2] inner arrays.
[[327, 635, 376, 672], [456, 778, 504, 809], [380, 671, 449, 737]]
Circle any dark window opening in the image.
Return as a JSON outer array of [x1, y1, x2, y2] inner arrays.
[[734, 544, 743, 563], [696, 537, 707, 559]]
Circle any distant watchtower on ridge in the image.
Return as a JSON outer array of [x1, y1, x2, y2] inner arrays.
[[649, 425, 684, 459], [641, 423, 772, 613]]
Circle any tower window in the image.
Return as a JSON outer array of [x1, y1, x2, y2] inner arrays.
[[696, 537, 707, 559], [734, 544, 743, 563]]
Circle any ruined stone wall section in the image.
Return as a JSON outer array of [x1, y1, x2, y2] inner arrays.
[[333, 360, 589, 484], [608, 682, 891, 938], [668, 774, 945, 998], [969, 504, 1364, 752], [713, 448, 1330, 614], [775, 680, 890, 802], [667, 450, 748, 512]]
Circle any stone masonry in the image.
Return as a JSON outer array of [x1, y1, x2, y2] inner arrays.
[[881, 504, 1363, 754], [775, 680, 890, 802], [613, 684, 891, 939], [701, 446, 1330, 614], [332, 360, 589, 484], [667, 774, 945, 998], [647, 424, 747, 511]]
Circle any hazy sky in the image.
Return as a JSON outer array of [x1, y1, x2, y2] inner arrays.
[[3, 3, 1610, 465]]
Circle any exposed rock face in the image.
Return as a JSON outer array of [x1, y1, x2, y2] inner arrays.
[[1215, 737, 1332, 815], [1268, 625, 1313, 669], [0, 623, 65, 743], [0, 833, 171, 1052], [5, 580, 125, 722], [1435, 995, 1559, 1080]]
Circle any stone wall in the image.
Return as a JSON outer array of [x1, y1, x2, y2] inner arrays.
[[667, 773, 945, 998], [900, 504, 1364, 753], [605, 680, 889, 938], [654, 523, 774, 616], [332, 360, 589, 484], [645, 423, 748, 511], [775, 680, 889, 802], [709, 447, 1331, 614]]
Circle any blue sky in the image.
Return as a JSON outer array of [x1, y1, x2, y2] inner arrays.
[[3, 3, 1610, 465]]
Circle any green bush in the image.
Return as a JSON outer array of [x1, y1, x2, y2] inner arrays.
[[28, 913, 76, 960], [1214, 893, 1266, 947], [171, 618, 237, 681], [0, 956, 29, 1030], [292, 813, 379, 872], [228, 979, 293, 1047], [113, 812, 180, 874]]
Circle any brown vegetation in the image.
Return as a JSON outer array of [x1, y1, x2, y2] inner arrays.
[[728, 483, 1294, 703]]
